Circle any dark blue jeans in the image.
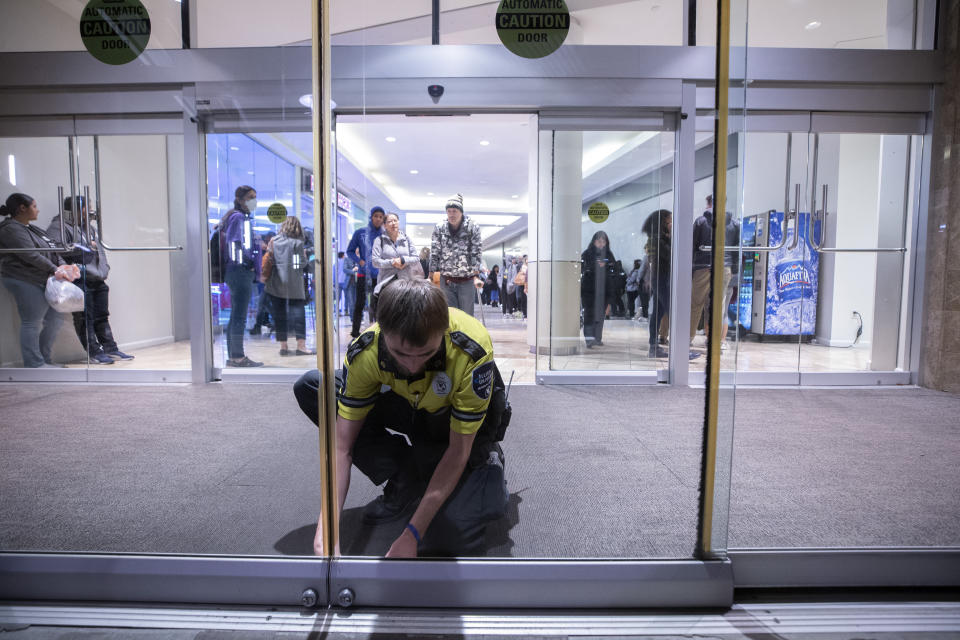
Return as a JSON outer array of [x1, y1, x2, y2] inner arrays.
[[225, 264, 254, 359], [72, 278, 117, 356]]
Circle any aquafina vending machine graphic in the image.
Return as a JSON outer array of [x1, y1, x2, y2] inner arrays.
[[764, 211, 820, 335]]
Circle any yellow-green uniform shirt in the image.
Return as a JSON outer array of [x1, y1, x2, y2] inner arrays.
[[337, 308, 496, 435]]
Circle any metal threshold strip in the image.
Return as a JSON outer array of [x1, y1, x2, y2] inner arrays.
[[1, 602, 959, 636]]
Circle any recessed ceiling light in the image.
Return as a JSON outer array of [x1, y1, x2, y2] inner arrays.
[[409, 169, 419, 174], [511, 195, 519, 198], [247, 170, 254, 175], [385, 136, 397, 142], [427, 192, 434, 196], [805, 20, 822, 30], [479, 140, 490, 146], [230, 146, 240, 151]]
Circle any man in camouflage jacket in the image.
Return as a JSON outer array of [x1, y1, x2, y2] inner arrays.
[[429, 194, 483, 317]]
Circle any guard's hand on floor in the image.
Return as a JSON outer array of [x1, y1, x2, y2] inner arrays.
[[385, 528, 418, 558]]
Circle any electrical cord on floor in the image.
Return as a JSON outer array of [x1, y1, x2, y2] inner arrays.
[[852, 311, 863, 346], [807, 310, 863, 349]]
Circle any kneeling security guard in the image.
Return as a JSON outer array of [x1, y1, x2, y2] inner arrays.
[[294, 278, 509, 558]]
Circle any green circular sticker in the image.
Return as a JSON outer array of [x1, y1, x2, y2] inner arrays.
[[80, 0, 151, 66], [267, 203, 288, 224], [496, 0, 570, 59], [587, 202, 610, 223]]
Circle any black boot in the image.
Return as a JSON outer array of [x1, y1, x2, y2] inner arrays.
[[362, 473, 423, 525]]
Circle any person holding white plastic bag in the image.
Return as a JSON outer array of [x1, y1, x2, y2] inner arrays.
[[0, 193, 81, 368]]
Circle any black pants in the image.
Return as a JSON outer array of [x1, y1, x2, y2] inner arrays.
[[627, 291, 639, 317], [294, 369, 508, 556], [72, 278, 117, 356], [638, 287, 650, 317], [351, 275, 376, 337], [268, 294, 306, 340]]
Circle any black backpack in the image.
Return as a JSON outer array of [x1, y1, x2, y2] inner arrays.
[[209, 225, 225, 283]]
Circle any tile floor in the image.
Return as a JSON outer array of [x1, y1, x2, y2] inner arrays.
[[54, 304, 875, 383]]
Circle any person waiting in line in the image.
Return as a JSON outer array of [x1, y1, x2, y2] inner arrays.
[[347, 206, 384, 338], [625, 259, 643, 319], [611, 259, 627, 318], [371, 212, 421, 318], [429, 194, 483, 317], [580, 231, 617, 348], [501, 258, 514, 315], [632, 255, 651, 321], [514, 255, 529, 318], [418, 247, 430, 280], [294, 278, 510, 557], [221, 185, 263, 367], [340, 251, 358, 316], [643, 209, 676, 358], [702, 200, 741, 352], [689, 194, 715, 344], [250, 231, 276, 337], [0, 193, 81, 368], [484, 264, 500, 308], [262, 216, 314, 357], [46, 196, 133, 364]]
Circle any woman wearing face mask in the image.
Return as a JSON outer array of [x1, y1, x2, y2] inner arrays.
[[580, 230, 617, 348], [221, 185, 263, 367], [0, 193, 81, 367], [371, 212, 419, 317]]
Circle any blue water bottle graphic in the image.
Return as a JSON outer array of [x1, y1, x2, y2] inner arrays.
[[764, 211, 819, 335]]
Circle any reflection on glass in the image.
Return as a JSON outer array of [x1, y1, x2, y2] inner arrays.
[[697, 0, 926, 50]]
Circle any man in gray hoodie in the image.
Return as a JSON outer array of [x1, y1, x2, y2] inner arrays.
[[46, 196, 132, 364]]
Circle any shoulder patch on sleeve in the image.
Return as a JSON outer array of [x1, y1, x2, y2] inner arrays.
[[450, 331, 486, 362], [471, 361, 495, 399], [346, 331, 376, 364]]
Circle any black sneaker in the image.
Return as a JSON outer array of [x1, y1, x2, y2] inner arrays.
[[106, 350, 134, 360], [91, 353, 115, 365], [362, 476, 422, 525]]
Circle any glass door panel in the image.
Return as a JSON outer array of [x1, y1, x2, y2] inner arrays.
[[0, 135, 89, 376], [800, 133, 914, 376], [544, 128, 676, 375], [206, 131, 317, 372], [74, 134, 190, 373], [689, 131, 811, 380]]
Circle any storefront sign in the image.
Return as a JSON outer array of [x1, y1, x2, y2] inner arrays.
[[587, 202, 610, 223], [80, 0, 151, 66], [496, 0, 570, 59], [337, 192, 352, 212], [267, 203, 288, 224]]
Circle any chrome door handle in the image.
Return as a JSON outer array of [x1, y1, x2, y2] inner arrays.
[[814, 184, 906, 253]]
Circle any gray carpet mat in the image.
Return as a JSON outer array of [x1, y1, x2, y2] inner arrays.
[[0, 383, 957, 558]]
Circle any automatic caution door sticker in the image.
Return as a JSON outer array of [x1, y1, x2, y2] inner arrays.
[[587, 202, 610, 223], [496, 0, 570, 59], [267, 203, 288, 224], [80, 0, 151, 66]]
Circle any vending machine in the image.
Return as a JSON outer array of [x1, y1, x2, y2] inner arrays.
[[743, 210, 821, 337]]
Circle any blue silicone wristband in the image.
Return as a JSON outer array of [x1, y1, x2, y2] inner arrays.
[[405, 522, 421, 544]]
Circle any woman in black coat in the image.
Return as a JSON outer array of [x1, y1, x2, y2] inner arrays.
[[580, 230, 617, 348]]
